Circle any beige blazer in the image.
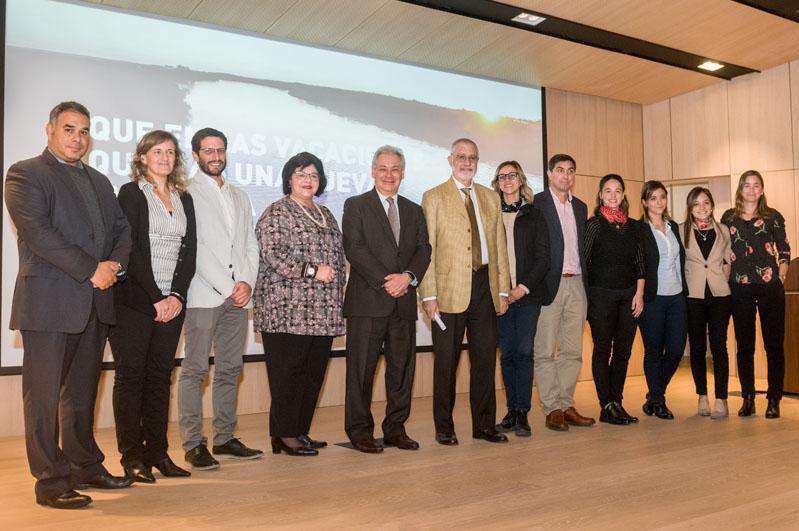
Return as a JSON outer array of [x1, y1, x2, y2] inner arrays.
[[419, 178, 510, 313], [679, 220, 732, 298]]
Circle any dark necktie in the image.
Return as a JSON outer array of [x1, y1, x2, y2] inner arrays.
[[461, 187, 482, 271], [387, 196, 400, 244]]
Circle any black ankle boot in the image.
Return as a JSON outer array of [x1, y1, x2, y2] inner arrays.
[[515, 411, 531, 437], [765, 399, 780, 419], [495, 410, 517, 432], [599, 402, 629, 425], [738, 396, 756, 417]]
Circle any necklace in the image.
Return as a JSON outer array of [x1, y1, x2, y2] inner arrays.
[[290, 196, 327, 228], [696, 228, 712, 242]]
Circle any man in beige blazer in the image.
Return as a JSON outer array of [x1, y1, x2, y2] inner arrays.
[[420, 138, 510, 445]]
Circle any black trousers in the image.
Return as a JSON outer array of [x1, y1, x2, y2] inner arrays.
[[587, 285, 638, 407], [686, 295, 731, 398], [433, 267, 497, 434], [345, 315, 416, 442], [262, 333, 333, 437], [109, 303, 185, 466], [730, 282, 785, 400], [21, 312, 108, 501]]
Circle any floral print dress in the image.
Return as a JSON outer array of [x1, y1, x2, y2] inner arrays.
[[720, 209, 791, 285]]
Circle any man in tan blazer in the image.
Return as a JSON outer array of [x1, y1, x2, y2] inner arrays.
[[420, 138, 510, 445]]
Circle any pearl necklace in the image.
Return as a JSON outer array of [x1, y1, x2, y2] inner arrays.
[[290, 196, 327, 228]]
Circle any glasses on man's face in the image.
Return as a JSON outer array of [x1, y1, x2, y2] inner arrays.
[[294, 170, 320, 182], [454, 154, 479, 163], [200, 148, 226, 156], [497, 172, 519, 182]]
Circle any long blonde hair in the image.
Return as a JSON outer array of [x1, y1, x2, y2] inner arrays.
[[731, 170, 773, 220], [491, 160, 534, 203], [130, 130, 188, 192]]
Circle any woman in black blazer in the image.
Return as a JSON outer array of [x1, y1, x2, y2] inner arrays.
[[491, 161, 550, 437], [638, 180, 687, 420], [110, 130, 196, 482]]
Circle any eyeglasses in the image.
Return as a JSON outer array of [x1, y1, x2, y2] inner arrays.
[[453, 154, 479, 163], [200, 148, 226, 156], [294, 170, 320, 182], [497, 172, 519, 182]]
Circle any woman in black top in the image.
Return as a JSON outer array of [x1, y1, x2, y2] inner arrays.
[[584, 174, 644, 425], [721, 170, 791, 419]]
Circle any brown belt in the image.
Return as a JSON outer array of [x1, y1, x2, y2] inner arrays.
[[562, 273, 578, 278]]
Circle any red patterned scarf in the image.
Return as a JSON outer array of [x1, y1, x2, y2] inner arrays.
[[600, 206, 627, 224]]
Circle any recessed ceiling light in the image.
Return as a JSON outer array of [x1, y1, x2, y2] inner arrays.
[[512, 12, 546, 26], [698, 61, 724, 72]]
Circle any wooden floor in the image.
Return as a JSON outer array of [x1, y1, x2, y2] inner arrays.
[[2, 368, 798, 530]]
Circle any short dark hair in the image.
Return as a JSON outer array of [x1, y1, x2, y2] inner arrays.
[[547, 153, 576, 172], [282, 152, 327, 196], [191, 127, 228, 154], [49, 101, 90, 125]]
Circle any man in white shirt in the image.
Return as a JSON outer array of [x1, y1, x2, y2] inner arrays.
[[178, 128, 262, 470]]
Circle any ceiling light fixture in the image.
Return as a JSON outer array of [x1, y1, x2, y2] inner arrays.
[[698, 61, 724, 72], [512, 12, 546, 26]]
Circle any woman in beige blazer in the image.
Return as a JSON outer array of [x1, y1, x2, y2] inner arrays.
[[679, 187, 731, 418]]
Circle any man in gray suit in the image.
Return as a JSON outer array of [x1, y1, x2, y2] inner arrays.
[[5, 101, 133, 508], [342, 145, 431, 453]]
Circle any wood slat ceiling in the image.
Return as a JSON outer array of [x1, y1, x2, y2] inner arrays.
[[83, 0, 799, 104]]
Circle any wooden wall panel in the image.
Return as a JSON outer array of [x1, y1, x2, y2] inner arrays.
[[642, 100, 672, 181], [728, 64, 794, 175], [760, 171, 798, 264], [606, 99, 645, 181], [565, 91, 608, 177], [792, 60, 799, 170], [670, 82, 730, 180]]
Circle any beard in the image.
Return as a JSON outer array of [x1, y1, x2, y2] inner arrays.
[[200, 159, 226, 177]]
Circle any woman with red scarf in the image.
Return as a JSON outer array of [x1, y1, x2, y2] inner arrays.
[[584, 174, 645, 425]]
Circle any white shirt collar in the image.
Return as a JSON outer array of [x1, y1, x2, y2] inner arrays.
[[376, 189, 396, 204], [193, 169, 228, 190]]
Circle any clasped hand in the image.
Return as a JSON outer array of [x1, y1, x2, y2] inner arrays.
[[90, 261, 121, 290], [383, 273, 410, 298], [153, 295, 183, 323]]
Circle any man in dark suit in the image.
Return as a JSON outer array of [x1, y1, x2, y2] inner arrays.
[[342, 145, 431, 453], [531, 153, 595, 431], [5, 101, 133, 509]]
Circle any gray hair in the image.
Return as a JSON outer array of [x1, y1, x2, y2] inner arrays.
[[49, 101, 90, 125], [372, 145, 405, 169], [450, 137, 478, 155]]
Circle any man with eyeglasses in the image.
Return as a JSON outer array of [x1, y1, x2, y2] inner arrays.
[[177, 128, 263, 470], [419, 138, 510, 446]]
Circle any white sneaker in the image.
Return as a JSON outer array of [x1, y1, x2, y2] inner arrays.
[[711, 399, 728, 419], [698, 395, 711, 416]]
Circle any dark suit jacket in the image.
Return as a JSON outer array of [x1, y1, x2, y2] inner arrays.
[[531, 189, 587, 305], [113, 181, 196, 317], [638, 218, 687, 302], [512, 203, 551, 306], [5, 149, 132, 333], [342, 188, 431, 320]]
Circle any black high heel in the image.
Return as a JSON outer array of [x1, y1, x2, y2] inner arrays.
[[271, 437, 318, 456], [123, 462, 156, 483], [298, 434, 327, 449], [738, 395, 756, 417]]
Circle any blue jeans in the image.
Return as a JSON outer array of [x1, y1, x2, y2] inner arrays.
[[639, 294, 687, 405], [497, 302, 541, 412]]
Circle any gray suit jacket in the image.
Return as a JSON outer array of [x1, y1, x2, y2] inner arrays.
[[5, 149, 132, 333], [531, 189, 587, 306], [342, 188, 431, 320]]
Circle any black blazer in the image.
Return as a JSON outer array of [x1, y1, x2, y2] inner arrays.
[[342, 188, 431, 320], [113, 181, 196, 317], [511, 203, 550, 306], [5, 149, 132, 333], [530, 189, 588, 305], [638, 218, 687, 302]]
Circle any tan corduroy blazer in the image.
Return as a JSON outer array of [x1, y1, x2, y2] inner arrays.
[[419, 178, 510, 313], [679, 220, 732, 298]]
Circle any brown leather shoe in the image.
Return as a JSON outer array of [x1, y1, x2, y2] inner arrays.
[[563, 407, 596, 427], [352, 438, 384, 454], [472, 428, 508, 443], [435, 432, 459, 446], [383, 431, 420, 450], [545, 409, 568, 431]]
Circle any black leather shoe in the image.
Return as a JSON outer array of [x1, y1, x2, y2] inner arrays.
[[739, 396, 756, 417], [515, 412, 531, 437], [472, 428, 508, 443], [153, 456, 191, 477], [765, 399, 780, 419], [653, 403, 674, 420], [383, 431, 420, 450], [298, 434, 327, 449], [123, 462, 155, 483], [617, 403, 639, 423], [271, 437, 318, 456], [495, 410, 517, 433], [435, 432, 459, 446], [352, 438, 384, 454], [600, 402, 629, 425], [37, 490, 92, 509], [185, 444, 220, 470], [213, 438, 264, 460], [642, 401, 655, 416], [76, 471, 133, 490]]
